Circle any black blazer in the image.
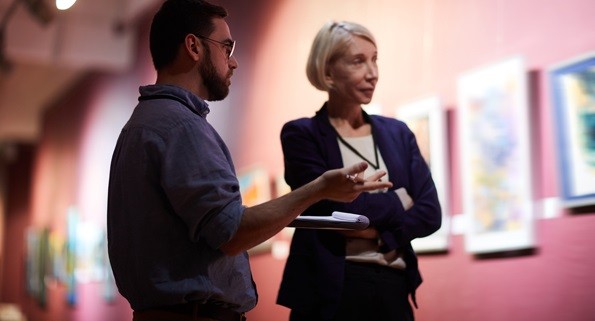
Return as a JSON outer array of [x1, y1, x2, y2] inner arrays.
[[276, 104, 442, 318]]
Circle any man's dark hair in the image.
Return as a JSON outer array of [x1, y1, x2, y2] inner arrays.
[[149, 0, 228, 70]]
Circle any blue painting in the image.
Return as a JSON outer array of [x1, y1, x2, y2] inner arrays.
[[550, 53, 595, 207]]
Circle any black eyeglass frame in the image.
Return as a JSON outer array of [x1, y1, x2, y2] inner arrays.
[[195, 34, 236, 59]]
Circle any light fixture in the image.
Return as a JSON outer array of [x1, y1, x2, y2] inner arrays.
[[56, 0, 76, 11], [0, 0, 76, 74]]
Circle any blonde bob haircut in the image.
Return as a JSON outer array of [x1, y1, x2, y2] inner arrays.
[[306, 21, 376, 92]]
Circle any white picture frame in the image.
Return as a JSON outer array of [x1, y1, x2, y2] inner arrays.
[[396, 96, 450, 253], [457, 56, 535, 254]]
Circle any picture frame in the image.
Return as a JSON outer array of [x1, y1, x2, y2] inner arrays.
[[457, 56, 535, 254], [237, 165, 273, 255], [25, 227, 50, 307], [549, 52, 595, 208], [237, 165, 271, 207], [395, 96, 450, 253]]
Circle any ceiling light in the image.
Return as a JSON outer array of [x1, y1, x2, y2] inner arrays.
[[56, 0, 76, 10]]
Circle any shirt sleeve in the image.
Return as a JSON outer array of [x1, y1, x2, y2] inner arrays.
[[159, 118, 244, 250]]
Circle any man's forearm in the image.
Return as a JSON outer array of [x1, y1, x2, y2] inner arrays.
[[220, 178, 322, 255]]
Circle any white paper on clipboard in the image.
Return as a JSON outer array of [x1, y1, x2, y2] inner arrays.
[[288, 211, 370, 230]]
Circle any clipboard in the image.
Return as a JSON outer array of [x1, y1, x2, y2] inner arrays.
[[288, 211, 370, 230]]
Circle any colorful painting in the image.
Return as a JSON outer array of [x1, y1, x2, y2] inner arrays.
[[237, 166, 271, 207], [25, 227, 50, 307], [237, 166, 273, 255], [25, 206, 115, 307], [549, 52, 595, 207], [65, 207, 78, 305], [396, 96, 450, 253], [457, 56, 535, 254], [274, 173, 291, 198]]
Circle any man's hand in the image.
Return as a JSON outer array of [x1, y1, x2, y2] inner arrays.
[[315, 161, 393, 202], [221, 162, 392, 255]]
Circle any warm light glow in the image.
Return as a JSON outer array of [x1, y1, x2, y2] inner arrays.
[[56, 0, 76, 10]]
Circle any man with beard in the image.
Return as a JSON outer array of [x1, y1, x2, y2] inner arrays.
[[106, 1, 393, 321]]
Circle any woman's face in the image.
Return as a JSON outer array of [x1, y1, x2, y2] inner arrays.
[[326, 36, 378, 105]]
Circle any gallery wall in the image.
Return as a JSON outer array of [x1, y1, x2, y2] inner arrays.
[[1, 0, 595, 320]]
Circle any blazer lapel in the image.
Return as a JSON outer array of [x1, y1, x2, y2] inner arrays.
[[313, 105, 344, 170]]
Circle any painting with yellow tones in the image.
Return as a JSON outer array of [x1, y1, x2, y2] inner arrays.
[[237, 166, 273, 255], [457, 56, 535, 254], [396, 96, 450, 253], [237, 166, 271, 207]]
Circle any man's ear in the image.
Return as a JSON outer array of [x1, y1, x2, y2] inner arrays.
[[184, 34, 200, 59]]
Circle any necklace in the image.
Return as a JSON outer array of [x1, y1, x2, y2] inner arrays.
[[331, 124, 380, 170]]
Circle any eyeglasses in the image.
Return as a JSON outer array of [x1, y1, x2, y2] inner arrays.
[[195, 34, 236, 59]]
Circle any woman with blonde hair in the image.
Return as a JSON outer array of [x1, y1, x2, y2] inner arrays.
[[276, 21, 442, 321]]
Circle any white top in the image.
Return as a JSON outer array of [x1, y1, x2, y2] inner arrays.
[[338, 135, 406, 269]]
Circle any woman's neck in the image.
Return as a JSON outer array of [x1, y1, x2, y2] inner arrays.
[[327, 100, 370, 137]]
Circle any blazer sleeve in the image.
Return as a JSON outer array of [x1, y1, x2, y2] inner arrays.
[[371, 119, 442, 249], [280, 117, 441, 250]]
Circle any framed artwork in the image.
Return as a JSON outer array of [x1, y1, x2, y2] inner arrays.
[[457, 56, 535, 254], [237, 165, 271, 207], [274, 173, 291, 198], [237, 166, 273, 255], [65, 207, 78, 305], [549, 52, 595, 207], [272, 173, 294, 260], [395, 96, 450, 253], [25, 227, 50, 307]]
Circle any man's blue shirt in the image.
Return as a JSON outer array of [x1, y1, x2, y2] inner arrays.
[[107, 84, 257, 312]]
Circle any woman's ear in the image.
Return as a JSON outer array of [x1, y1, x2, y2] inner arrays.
[[324, 73, 334, 89]]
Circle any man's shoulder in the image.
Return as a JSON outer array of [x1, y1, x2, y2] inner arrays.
[[122, 102, 208, 143]]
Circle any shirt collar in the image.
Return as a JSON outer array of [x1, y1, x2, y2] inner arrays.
[[139, 84, 210, 117]]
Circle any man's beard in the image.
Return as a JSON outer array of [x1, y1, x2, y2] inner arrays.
[[200, 47, 230, 101]]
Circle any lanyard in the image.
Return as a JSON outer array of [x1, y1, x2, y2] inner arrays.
[[331, 124, 380, 170]]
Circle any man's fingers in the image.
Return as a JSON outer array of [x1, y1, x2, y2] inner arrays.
[[354, 179, 393, 191], [346, 161, 369, 176], [345, 173, 358, 183], [366, 170, 387, 182]]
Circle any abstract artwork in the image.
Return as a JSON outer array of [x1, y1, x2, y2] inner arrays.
[[237, 166, 271, 207], [457, 56, 535, 254], [237, 166, 273, 255], [25, 227, 49, 307], [396, 96, 450, 252], [549, 52, 595, 207]]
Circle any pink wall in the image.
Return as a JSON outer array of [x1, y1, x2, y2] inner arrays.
[[2, 0, 595, 320]]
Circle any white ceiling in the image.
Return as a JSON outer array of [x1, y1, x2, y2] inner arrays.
[[0, 0, 160, 143]]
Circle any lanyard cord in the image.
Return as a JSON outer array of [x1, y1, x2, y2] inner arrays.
[[331, 124, 380, 170]]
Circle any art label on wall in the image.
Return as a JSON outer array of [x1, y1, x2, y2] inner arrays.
[[549, 52, 595, 207], [396, 96, 450, 253], [457, 56, 535, 254]]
